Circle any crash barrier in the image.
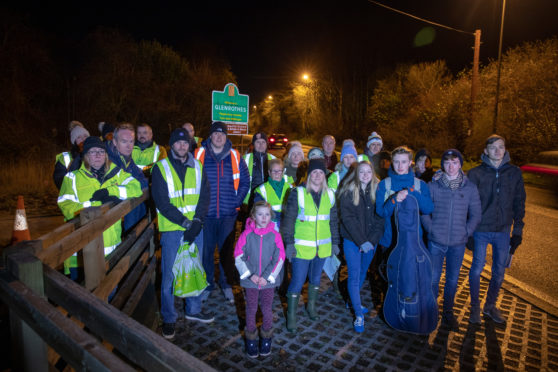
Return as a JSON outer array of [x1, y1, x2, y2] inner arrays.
[[0, 190, 215, 371]]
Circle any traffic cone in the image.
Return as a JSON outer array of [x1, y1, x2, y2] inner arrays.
[[11, 195, 31, 244]]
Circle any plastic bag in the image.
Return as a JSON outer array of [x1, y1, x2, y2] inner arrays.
[[172, 239, 208, 297]]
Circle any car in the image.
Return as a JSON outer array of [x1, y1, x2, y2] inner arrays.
[[520, 150, 558, 176], [268, 133, 289, 149]]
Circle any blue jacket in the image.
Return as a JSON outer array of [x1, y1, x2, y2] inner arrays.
[[106, 141, 148, 189], [201, 138, 250, 218], [375, 168, 433, 248], [421, 171, 481, 246]]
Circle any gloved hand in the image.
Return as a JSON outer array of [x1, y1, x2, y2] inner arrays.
[[181, 217, 192, 230], [331, 244, 340, 257], [106, 196, 122, 205], [90, 189, 109, 203], [183, 220, 202, 244], [286, 244, 297, 261], [466, 236, 475, 251], [509, 235, 522, 255], [360, 241, 374, 254]]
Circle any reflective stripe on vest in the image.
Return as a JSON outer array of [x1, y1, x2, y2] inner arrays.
[[156, 157, 202, 231], [134, 144, 161, 169], [256, 181, 292, 212], [196, 146, 241, 193], [62, 152, 71, 168]]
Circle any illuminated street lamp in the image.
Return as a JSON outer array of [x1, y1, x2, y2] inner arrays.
[[302, 73, 309, 81], [268, 95, 273, 100]]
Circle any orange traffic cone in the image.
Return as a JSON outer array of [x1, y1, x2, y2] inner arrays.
[[11, 195, 31, 244]]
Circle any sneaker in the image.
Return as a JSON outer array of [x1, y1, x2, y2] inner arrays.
[[353, 316, 364, 333], [483, 305, 506, 324], [162, 322, 175, 340], [361, 306, 369, 315], [469, 305, 481, 325], [345, 302, 369, 315], [222, 287, 235, 304], [442, 312, 459, 331], [185, 310, 215, 323]]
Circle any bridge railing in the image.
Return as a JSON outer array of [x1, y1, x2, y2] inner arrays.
[[0, 191, 215, 371]]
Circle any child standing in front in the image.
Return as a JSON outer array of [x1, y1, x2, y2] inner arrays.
[[234, 201, 285, 358]]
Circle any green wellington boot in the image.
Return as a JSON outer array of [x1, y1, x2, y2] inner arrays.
[[306, 285, 320, 321], [286, 293, 300, 333]]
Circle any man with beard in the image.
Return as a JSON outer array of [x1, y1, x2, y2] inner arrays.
[[132, 123, 167, 176]]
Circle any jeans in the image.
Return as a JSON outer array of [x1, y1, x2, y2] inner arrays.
[[343, 239, 375, 317], [287, 256, 326, 294], [469, 230, 511, 308], [428, 241, 466, 314], [123, 203, 147, 232], [202, 216, 238, 291], [160, 229, 204, 323]]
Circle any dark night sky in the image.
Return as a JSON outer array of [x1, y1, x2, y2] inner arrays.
[[5, 0, 558, 101]]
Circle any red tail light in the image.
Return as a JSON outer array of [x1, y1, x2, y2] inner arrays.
[[283, 138, 288, 142], [269, 138, 275, 142]]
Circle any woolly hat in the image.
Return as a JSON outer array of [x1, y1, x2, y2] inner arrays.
[[98, 122, 115, 140], [340, 143, 358, 162], [366, 132, 383, 148], [414, 148, 432, 163], [252, 132, 268, 144], [70, 125, 90, 145], [82, 136, 106, 155], [441, 149, 464, 168], [209, 121, 227, 136], [288, 142, 304, 159], [169, 128, 191, 147], [307, 158, 327, 175], [342, 139, 355, 147], [307, 147, 325, 160]]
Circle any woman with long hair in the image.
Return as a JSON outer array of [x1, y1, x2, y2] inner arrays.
[[338, 161, 384, 333]]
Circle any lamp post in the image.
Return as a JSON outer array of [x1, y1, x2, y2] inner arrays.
[[493, 0, 507, 133]]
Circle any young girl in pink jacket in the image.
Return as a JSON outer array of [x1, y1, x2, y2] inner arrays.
[[234, 201, 285, 358]]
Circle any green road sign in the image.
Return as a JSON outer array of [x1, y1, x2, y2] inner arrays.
[[212, 83, 249, 125]]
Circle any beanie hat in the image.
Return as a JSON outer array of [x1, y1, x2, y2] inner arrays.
[[342, 139, 355, 147], [307, 147, 325, 160], [441, 149, 464, 169], [70, 125, 90, 145], [252, 132, 268, 144], [340, 143, 358, 162], [169, 128, 191, 147], [414, 148, 432, 163], [82, 136, 106, 155], [288, 143, 304, 159], [307, 158, 327, 175], [98, 122, 115, 140], [366, 132, 383, 148], [209, 121, 227, 136]]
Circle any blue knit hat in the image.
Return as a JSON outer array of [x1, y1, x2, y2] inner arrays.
[[441, 149, 464, 168], [340, 143, 358, 162]]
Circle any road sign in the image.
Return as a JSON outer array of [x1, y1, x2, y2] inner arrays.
[[212, 83, 249, 134]]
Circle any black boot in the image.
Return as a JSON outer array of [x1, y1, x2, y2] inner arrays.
[[245, 328, 259, 358]]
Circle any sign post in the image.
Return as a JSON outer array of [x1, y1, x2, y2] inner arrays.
[[212, 83, 249, 135]]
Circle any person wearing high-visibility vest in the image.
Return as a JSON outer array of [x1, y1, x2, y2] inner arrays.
[[327, 142, 358, 192], [242, 132, 276, 206], [194, 121, 250, 304], [132, 123, 167, 175], [106, 123, 148, 232], [281, 158, 340, 333], [182, 122, 202, 154], [57, 136, 142, 280], [254, 158, 293, 229], [53, 121, 90, 190], [152, 128, 213, 340]]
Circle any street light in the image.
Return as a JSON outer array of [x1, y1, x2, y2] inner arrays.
[[493, 0, 507, 133], [302, 73, 309, 81], [268, 95, 273, 100]]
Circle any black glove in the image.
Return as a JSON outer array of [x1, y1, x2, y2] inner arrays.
[[286, 244, 296, 261], [509, 235, 522, 255], [183, 220, 202, 244], [90, 189, 109, 203], [331, 244, 340, 257], [466, 236, 475, 251], [106, 196, 122, 205], [181, 217, 192, 230]]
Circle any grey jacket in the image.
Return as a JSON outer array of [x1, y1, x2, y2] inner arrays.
[[421, 171, 482, 246]]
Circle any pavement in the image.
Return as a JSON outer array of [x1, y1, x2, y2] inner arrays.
[[164, 255, 558, 371]]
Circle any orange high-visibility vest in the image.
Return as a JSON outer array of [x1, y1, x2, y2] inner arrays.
[[195, 146, 241, 193]]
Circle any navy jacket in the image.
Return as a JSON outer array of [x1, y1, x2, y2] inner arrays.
[[421, 171, 482, 246], [201, 138, 250, 218], [467, 152, 526, 236], [106, 141, 148, 189]]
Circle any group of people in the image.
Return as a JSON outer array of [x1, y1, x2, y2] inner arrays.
[[53, 120, 526, 360]]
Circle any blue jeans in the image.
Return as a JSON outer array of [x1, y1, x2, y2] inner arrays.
[[469, 230, 511, 308], [160, 230, 204, 323], [287, 256, 326, 294], [428, 241, 465, 314], [123, 203, 147, 232], [344, 239, 375, 317], [202, 216, 238, 291]]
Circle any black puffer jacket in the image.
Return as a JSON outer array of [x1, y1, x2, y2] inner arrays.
[[467, 152, 526, 236], [339, 185, 385, 246]]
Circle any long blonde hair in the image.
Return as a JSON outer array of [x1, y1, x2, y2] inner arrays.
[[338, 161, 379, 206]]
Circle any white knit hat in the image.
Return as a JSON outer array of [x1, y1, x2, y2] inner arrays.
[[70, 125, 90, 145]]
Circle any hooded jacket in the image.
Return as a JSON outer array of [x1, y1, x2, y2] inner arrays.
[[466, 152, 525, 236], [234, 218, 285, 289]]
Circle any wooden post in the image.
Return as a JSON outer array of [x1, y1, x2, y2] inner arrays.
[[469, 29, 481, 137], [7, 248, 48, 372], [81, 207, 106, 291]]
